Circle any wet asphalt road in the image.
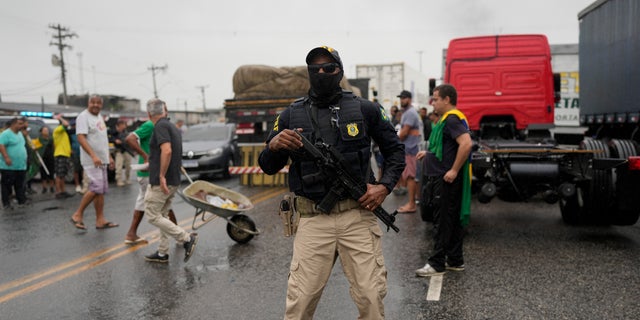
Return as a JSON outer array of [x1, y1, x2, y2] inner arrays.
[[1, 177, 639, 319]]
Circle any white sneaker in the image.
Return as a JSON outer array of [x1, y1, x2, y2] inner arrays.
[[415, 263, 445, 277], [75, 185, 82, 193]]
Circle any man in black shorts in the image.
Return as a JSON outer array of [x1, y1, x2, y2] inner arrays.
[[52, 115, 74, 199]]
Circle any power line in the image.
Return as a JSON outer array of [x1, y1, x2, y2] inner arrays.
[[1, 76, 60, 95], [49, 23, 77, 105]]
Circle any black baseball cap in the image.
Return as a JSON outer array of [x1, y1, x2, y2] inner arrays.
[[397, 90, 412, 99], [306, 46, 343, 69]]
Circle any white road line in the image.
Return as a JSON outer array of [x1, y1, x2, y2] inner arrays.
[[426, 275, 443, 301]]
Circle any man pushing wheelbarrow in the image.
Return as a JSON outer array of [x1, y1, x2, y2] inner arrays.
[[142, 98, 198, 264]]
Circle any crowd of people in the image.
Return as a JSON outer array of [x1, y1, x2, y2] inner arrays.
[[0, 95, 198, 263], [2, 46, 472, 320]]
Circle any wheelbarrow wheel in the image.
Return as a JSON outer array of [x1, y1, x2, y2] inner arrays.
[[226, 214, 256, 244]]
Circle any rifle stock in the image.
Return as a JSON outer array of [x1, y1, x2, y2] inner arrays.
[[295, 131, 399, 232]]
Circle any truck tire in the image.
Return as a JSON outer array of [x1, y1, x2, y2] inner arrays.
[[577, 138, 614, 225], [608, 139, 640, 225]]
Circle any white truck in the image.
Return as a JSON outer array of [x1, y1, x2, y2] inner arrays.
[[549, 44, 585, 145], [355, 63, 430, 111]]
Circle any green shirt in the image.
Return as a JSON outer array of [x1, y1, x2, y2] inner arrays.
[[133, 120, 154, 178]]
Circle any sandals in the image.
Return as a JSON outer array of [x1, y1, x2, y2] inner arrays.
[[70, 218, 86, 230], [96, 222, 119, 229]]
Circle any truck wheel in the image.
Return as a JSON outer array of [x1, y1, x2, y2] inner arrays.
[[608, 139, 640, 225], [580, 138, 610, 158], [609, 210, 640, 226], [579, 138, 614, 225], [609, 139, 637, 159]]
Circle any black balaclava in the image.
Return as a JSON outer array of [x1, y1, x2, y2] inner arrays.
[[306, 46, 344, 106]]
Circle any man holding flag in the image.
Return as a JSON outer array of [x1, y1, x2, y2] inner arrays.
[[415, 84, 472, 277]]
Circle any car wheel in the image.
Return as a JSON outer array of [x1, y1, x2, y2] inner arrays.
[[222, 157, 233, 179]]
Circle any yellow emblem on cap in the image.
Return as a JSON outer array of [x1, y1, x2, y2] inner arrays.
[[346, 123, 359, 137], [322, 46, 334, 52]]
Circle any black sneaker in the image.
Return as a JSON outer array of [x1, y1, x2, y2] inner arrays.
[[183, 233, 198, 262], [144, 251, 169, 263]]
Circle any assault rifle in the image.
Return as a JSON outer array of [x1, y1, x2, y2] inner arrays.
[[295, 131, 399, 232]]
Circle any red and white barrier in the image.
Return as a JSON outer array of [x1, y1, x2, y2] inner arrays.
[[228, 166, 289, 174]]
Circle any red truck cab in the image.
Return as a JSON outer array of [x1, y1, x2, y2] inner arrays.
[[445, 34, 558, 137]]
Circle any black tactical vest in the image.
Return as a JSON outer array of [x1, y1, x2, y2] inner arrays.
[[287, 92, 372, 201]]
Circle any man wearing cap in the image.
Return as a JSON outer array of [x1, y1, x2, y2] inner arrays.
[[259, 46, 405, 319], [396, 90, 423, 213]]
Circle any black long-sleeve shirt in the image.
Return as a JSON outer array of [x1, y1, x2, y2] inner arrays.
[[259, 96, 405, 194]]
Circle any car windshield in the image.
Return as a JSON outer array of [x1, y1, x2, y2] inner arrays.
[[182, 126, 230, 142]]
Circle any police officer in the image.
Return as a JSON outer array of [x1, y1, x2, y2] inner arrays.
[[259, 46, 405, 320]]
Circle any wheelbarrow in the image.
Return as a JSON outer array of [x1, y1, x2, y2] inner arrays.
[[177, 168, 259, 244]]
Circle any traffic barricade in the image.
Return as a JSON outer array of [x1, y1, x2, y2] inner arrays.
[[238, 143, 288, 187]]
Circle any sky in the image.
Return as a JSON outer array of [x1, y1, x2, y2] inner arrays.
[[0, 0, 595, 111]]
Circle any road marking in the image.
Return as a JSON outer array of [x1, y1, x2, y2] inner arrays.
[[426, 275, 443, 301], [0, 187, 286, 304], [0, 245, 145, 304]]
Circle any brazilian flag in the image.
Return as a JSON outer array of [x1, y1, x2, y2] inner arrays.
[[25, 138, 41, 181], [427, 109, 472, 226]]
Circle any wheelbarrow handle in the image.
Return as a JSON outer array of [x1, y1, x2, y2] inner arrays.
[[180, 166, 195, 184]]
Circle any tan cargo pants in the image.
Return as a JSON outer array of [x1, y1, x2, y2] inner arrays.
[[144, 185, 190, 255], [284, 206, 387, 320]]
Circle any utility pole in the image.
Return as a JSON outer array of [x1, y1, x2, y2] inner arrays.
[[77, 52, 85, 93], [184, 100, 188, 124], [49, 23, 77, 106], [195, 85, 209, 109], [148, 64, 167, 98], [92, 65, 97, 93]]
